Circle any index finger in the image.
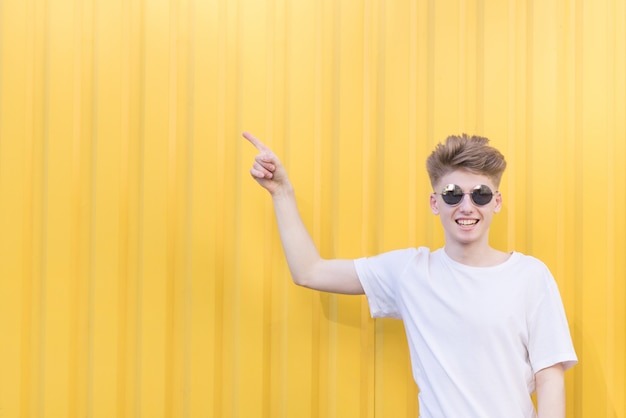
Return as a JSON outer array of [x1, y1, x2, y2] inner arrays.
[[242, 132, 269, 152]]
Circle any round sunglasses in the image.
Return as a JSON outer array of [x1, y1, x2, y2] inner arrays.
[[435, 184, 496, 206]]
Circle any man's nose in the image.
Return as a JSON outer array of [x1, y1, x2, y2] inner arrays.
[[459, 193, 474, 211]]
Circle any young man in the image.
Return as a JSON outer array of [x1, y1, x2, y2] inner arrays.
[[243, 132, 577, 417]]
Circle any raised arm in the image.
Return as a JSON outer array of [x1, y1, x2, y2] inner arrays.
[[243, 132, 363, 295]]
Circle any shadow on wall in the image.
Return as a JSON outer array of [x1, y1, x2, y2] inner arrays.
[[575, 323, 619, 416]]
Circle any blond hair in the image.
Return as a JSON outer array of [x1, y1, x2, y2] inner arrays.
[[426, 134, 507, 188]]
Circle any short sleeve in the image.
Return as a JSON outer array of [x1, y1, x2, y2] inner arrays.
[[527, 269, 578, 373], [354, 248, 422, 319]]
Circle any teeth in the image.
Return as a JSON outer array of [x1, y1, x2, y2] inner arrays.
[[457, 219, 478, 226]]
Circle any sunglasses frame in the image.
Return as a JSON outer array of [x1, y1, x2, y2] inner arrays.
[[436, 184, 497, 207]]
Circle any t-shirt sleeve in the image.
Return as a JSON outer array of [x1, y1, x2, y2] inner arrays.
[[353, 248, 419, 319], [527, 266, 578, 373]]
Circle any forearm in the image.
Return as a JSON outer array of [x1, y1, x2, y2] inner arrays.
[[536, 364, 565, 418], [244, 132, 362, 294], [271, 188, 323, 286]]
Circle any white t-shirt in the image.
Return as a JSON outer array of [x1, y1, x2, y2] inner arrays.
[[354, 247, 577, 418]]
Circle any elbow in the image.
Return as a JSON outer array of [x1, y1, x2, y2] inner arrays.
[[289, 262, 319, 289], [290, 265, 321, 289], [291, 273, 313, 289]]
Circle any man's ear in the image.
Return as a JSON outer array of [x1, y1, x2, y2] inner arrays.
[[430, 194, 440, 215], [494, 192, 503, 213]]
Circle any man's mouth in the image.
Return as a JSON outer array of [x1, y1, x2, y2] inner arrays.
[[456, 219, 478, 226]]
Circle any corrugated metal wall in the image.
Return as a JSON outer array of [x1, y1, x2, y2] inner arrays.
[[0, 0, 624, 417]]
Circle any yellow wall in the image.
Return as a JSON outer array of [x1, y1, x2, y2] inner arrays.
[[0, 0, 624, 417]]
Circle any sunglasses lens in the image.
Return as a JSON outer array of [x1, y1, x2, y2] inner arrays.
[[470, 185, 493, 206], [441, 184, 463, 205], [440, 184, 494, 206]]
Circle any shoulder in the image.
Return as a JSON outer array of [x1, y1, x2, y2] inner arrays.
[[508, 252, 561, 298], [355, 246, 433, 274], [360, 246, 432, 263], [509, 251, 553, 275]]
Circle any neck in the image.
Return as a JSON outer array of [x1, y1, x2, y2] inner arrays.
[[443, 240, 507, 267]]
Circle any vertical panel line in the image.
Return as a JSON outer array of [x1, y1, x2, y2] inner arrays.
[[69, 0, 95, 416], [166, 0, 179, 417], [408, 0, 417, 245], [87, 0, 98, 416], [506, 0, 517, 250], [426, 0, 435, 241], [279, 1, 289, 415], [475, 0, 484, 131], [374, 0, 386, 414], [362, 0, 373, 255], [311, 0, 323, 416], [262, 0, 276, 416], [618, 2, 626, 415], [361, 1, 377, 417], [407, 0, 420, 413], [573, 0, 584, 415], [118, 0, 136, 416], [20, 0, 37, 414], [604, 0, 615, 412], [39, 0, 51, 412], [525, 0, 534, 254], [184, 1, 195, 417], [0, 0, 3, 155], [371, 0, 387, 252], [70, 1, 84, 414], [233, 0, 243, 416], [362, 2, 372, 414], [213, 0, 226, 415], [555, 0, 565, 289], [119, 3, 130, 418], [329, 0, 342, 415], [136, 0, 147, 414], [458, 0, 466, 130]]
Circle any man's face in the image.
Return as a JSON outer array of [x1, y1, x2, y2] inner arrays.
[[429, 170, 502, 247]]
